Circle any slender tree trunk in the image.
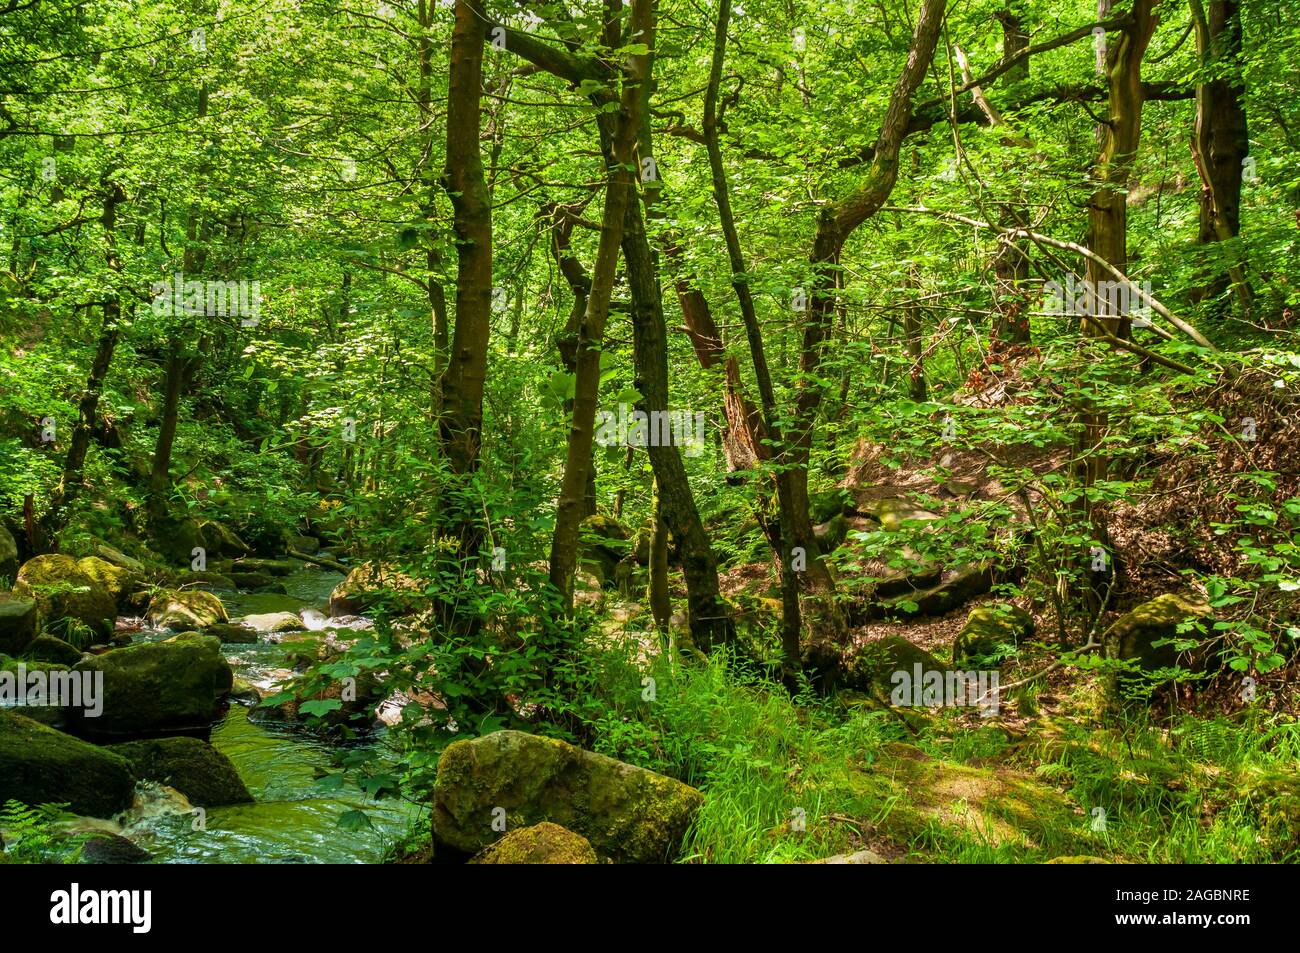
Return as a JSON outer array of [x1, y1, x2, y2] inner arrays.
[[702, 0, 802, 677], [991, 14, 1033, 343], [618, 8, 735, 652], [40, 181, 126, 546], [647, 477, 670, 634], [1189, 0, 1251, 307], [548, 0, 652, 609], [1079, 0, 1158, 617], [419, 0, 450, 379], [1086, 0, 1159, 340], [440, 0, 494, 559], [546, 203, 599, 519]]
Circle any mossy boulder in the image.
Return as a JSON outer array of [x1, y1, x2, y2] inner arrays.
[[1103, 592, 1215, 672], [432, 730, 703, 863], [149, 516, 206, 568], [175, 570, 237, 591], [147, 588, 228, 630], [863, 564, 993, 620], [579, 514, 632, 584], [288, 533, 320, 555], [0, 593, 37, 655], [0, 709, 135, 817], [14, 555, 117, 640], [109, 736, 252, 807], [229, 557, 297, 576], [869, 497, 940, 532], [81, 834, 151, 864], [93, 543, 145, 574], [239, 611, 304, 634], [76, 555, 145, 614], [813, 513, 851, 551], [228, 570, 277, 590], [469, 822, 599, 864], [953, 604, 1036, 665], [0, 524, 18, 583], [206, 622, 258, 645], [26, 634, 84, 666], [70, 633, 233, 737], [328, 562, 420, 617], [842, 634, 949, 697], [198, 520, 250, 558]]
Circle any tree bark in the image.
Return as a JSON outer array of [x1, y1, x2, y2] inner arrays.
[[440, 0, 494, 559], [547, 0, 651, 610], [1085, 0, 1159, 340], [40, 180, 126, 546], [1189, 0, 1251, 307], [702, 0, 801, 677]]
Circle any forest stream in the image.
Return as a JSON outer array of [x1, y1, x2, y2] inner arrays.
[[94, 565, 419, 864]]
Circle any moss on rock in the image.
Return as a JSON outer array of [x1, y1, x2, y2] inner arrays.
[[76, 556, 144, 614], [71, 633, 233, 736], [953, 604, 1035, 665], [26, 634, 84, 666], [109, 736, 252, 806], [147, 588, 228, 630], [432, 730, 703, 863], [1103, 592, 1214, 672], [14, 555, 117, 640], [0, 593, 37, 655], [0, 709, 135, 817], [469, 822, 599, 864], [328, 562, 420, 617]]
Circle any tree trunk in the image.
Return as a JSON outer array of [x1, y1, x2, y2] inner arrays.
[[1086, 0, 1159, 340], [440, 0, 494, 559], [702, 0, 801, 677], [791, 0, 948, 662], [647, 477, 670, 634], [547, 0, 652, 610], [1189, 0, 1251, 307], [39, 180, 126, 547]]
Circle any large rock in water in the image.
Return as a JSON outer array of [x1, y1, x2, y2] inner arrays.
[[198, 520, 250, 558], [469, 822, 599, 865], [109, 737, 252, 806], [0, 524, 18, 582], [14, 554, 117, 640], [76, 555, 145, 614], [239, 611, 304, 634], [71, 633, 233, 737], [147, 588, 228, 630], [0, 593, 38, 655], [432, 730, 703, 863], [328, 562, 420, 617], [0, 709, 135, 817]]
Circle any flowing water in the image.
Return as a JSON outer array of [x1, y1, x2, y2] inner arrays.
[[117, 564, 421, 864]]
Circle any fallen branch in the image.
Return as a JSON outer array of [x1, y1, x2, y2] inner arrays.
[[287, 549, 351, 574]]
